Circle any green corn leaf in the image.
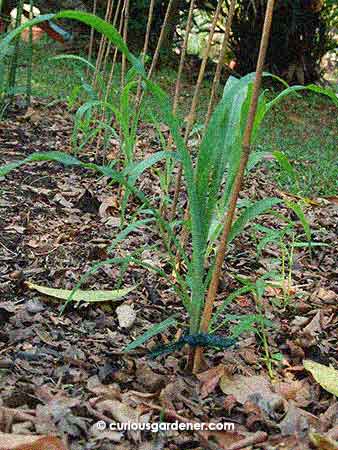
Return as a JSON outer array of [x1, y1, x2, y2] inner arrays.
[[285, 200, 311, 241], [123, 151, 179, 179], [211, 285, 253, 331], [273, 151, 298, 182], [0, 151, 82, 177], [246, 151, 268, 172], [266, 84, 338, 112], [27, 282, 135, 303], [228, 197, 281, 243], [50, 54, 97, 72], [124, 315, 178, 352], [109, 218, 155, 252]]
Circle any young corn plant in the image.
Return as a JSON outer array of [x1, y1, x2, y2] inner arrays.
[[1, 11, 337, 370]]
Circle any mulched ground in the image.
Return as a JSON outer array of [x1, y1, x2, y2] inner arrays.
[[0, 99, 337, 450]]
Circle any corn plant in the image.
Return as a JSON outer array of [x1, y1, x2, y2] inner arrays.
[[0, 11, 337, 365]]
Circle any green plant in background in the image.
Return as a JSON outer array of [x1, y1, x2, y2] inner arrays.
[[210, 271, 280, 378], [0, 11, 337, 367], [253, 200, 329, 307]]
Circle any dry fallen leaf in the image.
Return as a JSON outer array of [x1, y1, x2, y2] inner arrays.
[[309, 431, 338, 450], [220, 374, 285, 419], [303, 360, 338, 397], [26, 282, 136, 303], [197, 364, 226, 398], [279, 400, 319, 437], [116, 304, 137, 329], [0, 433, 67, 450]]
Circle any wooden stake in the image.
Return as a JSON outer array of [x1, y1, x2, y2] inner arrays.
[[121, 0, 130, 89], [104, 0, 125, 102], [172, 0, 195, 116], [133, 0, 175, 115], [7, 0, 25, 101], [192, 0, 275, 374], [87, 0, 97, 69], [159, 0, 195, 217], [102, 0, 123, 76], [135, 0, 156, 105], [204, 0, 236, 127], [93, 0, 114, 89], [147, 0, 175, 79], [26, 0, 34, 106], [170, 0, 224, 221]]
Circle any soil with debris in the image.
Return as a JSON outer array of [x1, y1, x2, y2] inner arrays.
[[0, 99, 337, 450]]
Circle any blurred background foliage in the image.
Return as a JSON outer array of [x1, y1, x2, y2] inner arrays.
[[1, 0, 337, 82]]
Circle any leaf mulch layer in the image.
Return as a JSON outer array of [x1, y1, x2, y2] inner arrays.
[[0, 99, 337, 450]]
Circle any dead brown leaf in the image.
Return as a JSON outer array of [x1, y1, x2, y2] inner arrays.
[[197, 364, 226, 398]]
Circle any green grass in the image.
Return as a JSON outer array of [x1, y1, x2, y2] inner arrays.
[[258, 93, 338, 197], [8, 38, 338, 197]]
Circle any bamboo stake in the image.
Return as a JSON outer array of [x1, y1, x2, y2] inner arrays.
[[204, 0, 236, 127], [87, 0, 97, 71], [121, 0, 130, 89], [26, 0, 34, 106], [93, 0, 114, 89], [95, 0, 123, 161], [147, 0, 175, 80], [7, 0, 25, 101], [133, 0, 175, 115], [102, 0, 123, 77], [193, 0, 276, 374], [170, 0, 224, 221], [172, 0, 195, 116], [159, 0, 195, 217], [135, 0, 156, 105], [104, 0, 125, 102]]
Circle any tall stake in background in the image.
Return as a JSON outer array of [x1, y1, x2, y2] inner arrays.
[[87, 0, 97, 71], [26, 0, 34, 106], [193, 0, 276, 374], [7, 0, 25, 101], [121, 0, 130, 89], [204, 0, 236, 127], [135, 0, 156, 106], [170, 0, 224, 221]]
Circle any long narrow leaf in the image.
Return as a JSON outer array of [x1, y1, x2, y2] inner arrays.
[[124, 315, 178, 352]]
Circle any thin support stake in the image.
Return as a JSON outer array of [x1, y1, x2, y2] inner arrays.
[[205, 0, 236, 127], [121, 0, 130, 89], [135, 0, 156, 105], [193, 0, 276, 374], [102, 0, 123, 76], [148, 0, 175, 79], [93, 0, 114, 89], [87, 0, 97, 70], [26, 0, 34, 106], [170, 0, 224, 221]]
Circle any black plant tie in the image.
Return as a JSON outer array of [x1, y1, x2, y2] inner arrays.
[[149, 333, 237, 359]]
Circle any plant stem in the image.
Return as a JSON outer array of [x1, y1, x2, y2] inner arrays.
[[193, 0, 276, 374]]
